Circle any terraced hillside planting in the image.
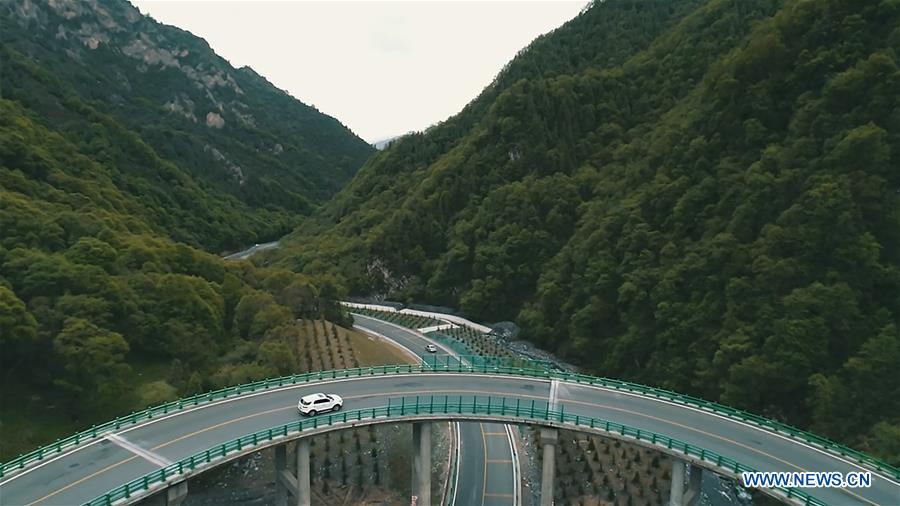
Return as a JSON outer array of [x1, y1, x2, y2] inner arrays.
[[526, 429, 672, 506], [350, 307, 505, 357], [442, 326, 514, 358], [351, 307, 443, 330], [180, 320, 450, 506]]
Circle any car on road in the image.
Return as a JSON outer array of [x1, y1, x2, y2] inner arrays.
[[425, 344, 438, 353], [298, 393, 343, 416]]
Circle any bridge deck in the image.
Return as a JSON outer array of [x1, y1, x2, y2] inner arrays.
[[1, 371, 898, 505]]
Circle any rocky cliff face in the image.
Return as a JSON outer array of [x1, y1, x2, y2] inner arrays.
[[13, 0, 243, 115]]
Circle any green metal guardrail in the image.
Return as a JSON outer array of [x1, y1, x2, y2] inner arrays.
[[80, 396, 829, 506], [3, 356, 897, 483], [427, 352, 555, 371]]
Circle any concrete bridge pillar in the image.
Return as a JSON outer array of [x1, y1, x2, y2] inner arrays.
[[296, 439, 311, 506], [684, 464, 702, 506], [539, 428, 558, 506], [412, 422, 432, 506], [144, 480, 187, 506], [166, 481, 188, 506], [275, 444, 288, 506], [669, 460, 685, 506], [275, 440, 311, 506], [669, 461, 702, 506]]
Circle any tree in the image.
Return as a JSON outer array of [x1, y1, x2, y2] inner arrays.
[[258, 339, 297, 375], [52, 317, 130, 404], [865, 422, 900, 467], [280, 278, 319, 316], [234, 291, 277, 338], [65, 237, 118, 273], [250, 304, 294, 340], [221, 273, 244, 331], [0, 285, 38, 372], [137, 380, 178, 408]]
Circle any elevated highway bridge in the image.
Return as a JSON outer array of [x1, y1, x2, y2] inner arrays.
[[1, 362, 897, 506]]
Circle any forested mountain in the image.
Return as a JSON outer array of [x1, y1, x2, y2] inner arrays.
[[0, 0, 371, 458], [1, 0, 372, 251], [0, 94, 358, 458], [274, 0, 900, 462]]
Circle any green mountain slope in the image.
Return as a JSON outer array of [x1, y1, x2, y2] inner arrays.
[[275, 0, 900, 461], [1, 0, 373, 251], [0, 0, 371, 458], [0, 96, 358, 457]]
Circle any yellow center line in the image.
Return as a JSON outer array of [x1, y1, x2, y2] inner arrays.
[[486, 459, 512, 464], [26, 404, 296, 506], [152, 405, 291, 451], [484, 492, 514, 497], [25, 455, 138, 506], [482, 432, 509, 436]]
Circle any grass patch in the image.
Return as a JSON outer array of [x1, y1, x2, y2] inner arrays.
[[0, 394, 79, 461], [345, 327, 414, 366], [0, 361, 176, 461]]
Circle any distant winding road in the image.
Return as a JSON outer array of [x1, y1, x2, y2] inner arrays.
[[222, 241, 279, 261]]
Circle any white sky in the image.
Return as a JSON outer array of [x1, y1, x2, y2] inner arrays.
[[131, 1, 586, 142]]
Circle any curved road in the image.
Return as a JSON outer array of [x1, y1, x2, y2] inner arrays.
[[222, 241, 279, 261], [1, 378, 898, 505], [352, 315, 519, 506]]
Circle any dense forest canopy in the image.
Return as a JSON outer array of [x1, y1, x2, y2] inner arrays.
[[1, 0, 373, 252], [273, 0, 900, 464]]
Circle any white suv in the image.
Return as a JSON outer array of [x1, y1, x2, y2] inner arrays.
[[297, 393, 343, 416]]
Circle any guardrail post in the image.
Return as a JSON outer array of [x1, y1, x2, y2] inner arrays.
[[539, 428, 558, 506], [669, 461, 686, 506], [412, 422, 432, 506]]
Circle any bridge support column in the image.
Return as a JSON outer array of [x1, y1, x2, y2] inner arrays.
[[146, 480, 188, 506], [275, 440, 310, 506], [669, 461, 686, 506], [166, 481, 188, 506], [539, 428, 557, 506], [412, 422, 432, 506], [296, 439, 311, 506], [275, 445, 288, 506], [684, 464, 702, 506]]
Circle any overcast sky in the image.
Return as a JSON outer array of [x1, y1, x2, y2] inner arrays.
[[131, 1, 586, 142]]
